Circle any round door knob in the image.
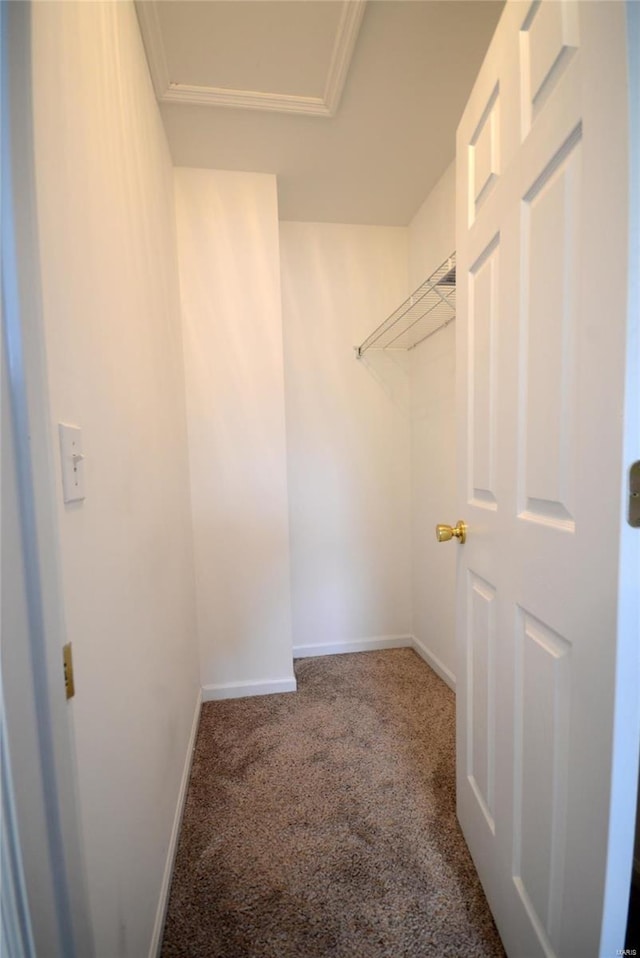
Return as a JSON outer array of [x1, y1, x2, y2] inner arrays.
[[435, 521, 467, 544]]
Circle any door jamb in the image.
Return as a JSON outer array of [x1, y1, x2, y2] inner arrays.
[[1, 2, 94, 954], [601, 4, 640, 950]]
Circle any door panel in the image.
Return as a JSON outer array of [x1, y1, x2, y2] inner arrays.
[[520, 0, 579, 132], [469, 85, 501, 224], [514, 609, 571, 950], [469, 237, 500, 509], [456, 2, 632, 955], [519, 128, 580, 528], [467, 572, 497, 833]]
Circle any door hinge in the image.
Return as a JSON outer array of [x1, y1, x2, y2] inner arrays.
[[630, 461, 640, 528], [63, 643, 75, 700], [627, 459, 640, 529]]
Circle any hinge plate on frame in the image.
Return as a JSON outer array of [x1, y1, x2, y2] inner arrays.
[[629, 461, 640, 528], [63, 643, 75, 700]]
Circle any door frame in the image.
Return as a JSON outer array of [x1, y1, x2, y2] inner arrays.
[[1, 2, 93, 954], [601, 2, 640, 951]]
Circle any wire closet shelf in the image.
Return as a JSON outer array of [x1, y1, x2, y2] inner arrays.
[[356, 252, 456, 358]]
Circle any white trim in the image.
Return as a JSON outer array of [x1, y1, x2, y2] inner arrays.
[[2, 4, 94, 953], [161, 85, 330, 116], [201, 676, 297, 702], [1, 691, 37, 958], [293, 635, 414, 658], [600, 4, 640, 949], [133, 1, 170, 102], [148, 691, 201, 958], [411, 635, 456, 692], [322, 0, 367, 115], [134, 0, 366, 117], [293, 635, 457, 691]]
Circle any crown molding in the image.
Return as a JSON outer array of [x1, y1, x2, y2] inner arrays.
[[135, 0, 366, 118], [134, 0, 170, 102], [323, 0, 367, 115], [159, 84, 331, 116]]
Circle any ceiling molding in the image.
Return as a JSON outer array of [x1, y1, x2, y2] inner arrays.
[[323, 0, 367, 115], [135, 0, 367, 118], [134, 1, 171, 102], [160, 85, 331, 116]]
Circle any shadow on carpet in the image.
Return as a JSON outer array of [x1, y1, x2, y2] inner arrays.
[[161, 649, 505, 957]]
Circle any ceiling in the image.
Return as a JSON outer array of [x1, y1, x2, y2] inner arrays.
[[136, 1, 504, 226]]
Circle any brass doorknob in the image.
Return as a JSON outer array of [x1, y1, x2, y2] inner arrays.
[[435, 521, 467, 544]]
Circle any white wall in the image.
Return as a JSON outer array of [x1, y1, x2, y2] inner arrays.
[[30, 3, 200, 955], [279, 222, 412, 653], [174, 168, 295, 697], [408, 161, 457, 685]]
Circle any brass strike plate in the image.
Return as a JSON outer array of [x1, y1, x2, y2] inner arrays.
[[630, 461, 640, 529], [63, 643, 75, 700]]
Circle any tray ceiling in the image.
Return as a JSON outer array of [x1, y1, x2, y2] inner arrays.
[[135, 0, 366, 116], [135, 1, 504, 225]]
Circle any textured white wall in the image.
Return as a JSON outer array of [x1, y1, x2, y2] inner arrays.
[[30, 3, 200, 955], [174, 168, 295, 696], [408, 161, 457, 685], [279, 222, 412, 651]]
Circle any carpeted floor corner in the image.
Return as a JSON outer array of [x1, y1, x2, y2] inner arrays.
[[161, 649, 505, 957]]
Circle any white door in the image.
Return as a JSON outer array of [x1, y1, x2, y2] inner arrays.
[[455, 2, 635, 956]]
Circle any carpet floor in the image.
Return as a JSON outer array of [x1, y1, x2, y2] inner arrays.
[[161, 649, 505, 957]]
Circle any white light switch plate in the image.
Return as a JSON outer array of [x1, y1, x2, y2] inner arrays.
[[58, 423, 86, 503]]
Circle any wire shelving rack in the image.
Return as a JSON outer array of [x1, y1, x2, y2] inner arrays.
[[356, 252, 456, 358]]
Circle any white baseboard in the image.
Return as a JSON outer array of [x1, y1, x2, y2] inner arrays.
[[293, 635, 414, 658], [148, 689, 201, 958], [411, 634, 456, 691], [292, 635, 456, 692], [201, 675, 297, 702]]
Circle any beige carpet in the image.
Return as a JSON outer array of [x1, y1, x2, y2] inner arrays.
[[161, 649, 505, 957]]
